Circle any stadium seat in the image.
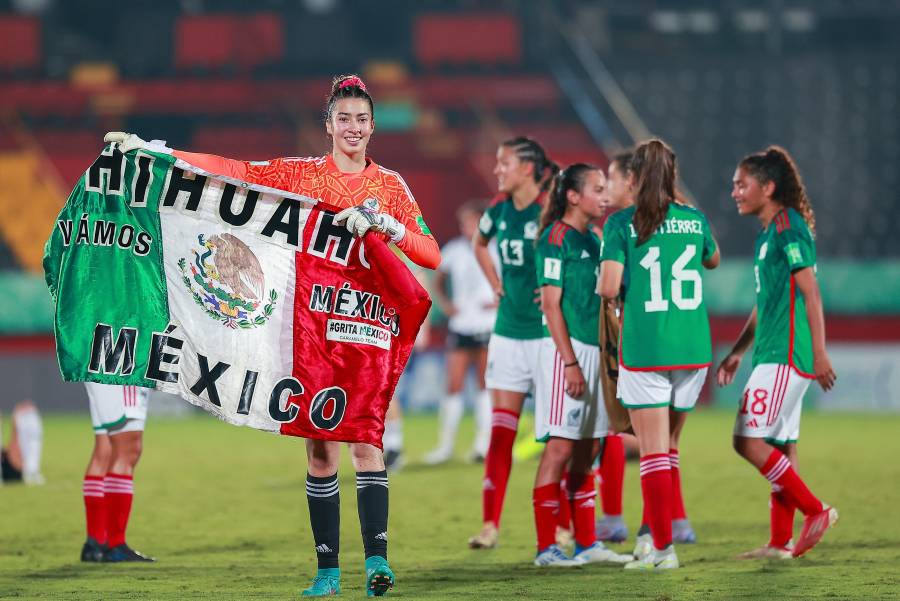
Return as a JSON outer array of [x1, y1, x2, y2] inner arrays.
[[0, 16, 41, 73], [415, 13, 522, 69]]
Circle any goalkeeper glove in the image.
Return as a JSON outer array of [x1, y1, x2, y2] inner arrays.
[[334, 204, 406, 242], [103, 132, 172, 154]]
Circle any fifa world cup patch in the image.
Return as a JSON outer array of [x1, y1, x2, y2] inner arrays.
[[478, 212, 493, 233], [785, 242, 803, 266], [544, 258, 562, 280], [416, 215, 432, 235]]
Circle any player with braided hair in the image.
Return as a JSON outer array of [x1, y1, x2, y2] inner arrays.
[[719, 146, 837, 560], [468, 136, 560, 549]]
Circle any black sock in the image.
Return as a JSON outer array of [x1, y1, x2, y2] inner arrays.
[[306, 473, 340, 569], [356, 470, 389, 560]]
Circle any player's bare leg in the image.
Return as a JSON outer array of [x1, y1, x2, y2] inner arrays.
[[383, 399, 404, 472], [668, 410, 695, 544], [470, 389, 526, 549], [8, 402, 43, 485], [625, 407, 679, 570], [81, 434, 111, 561], [425, 349, 469, 465], [104, 430, 153, 562], [733, 435, 836, 558], [471, 346, 491, 461]]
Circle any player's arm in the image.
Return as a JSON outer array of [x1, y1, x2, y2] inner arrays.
[[473, 232, 503, 301], [794, 267, 836, 391], [392, 221, 441, 270], [701, 215, 721, 269], [432, 269, 456, 317], [103, 132, 295, 190], [542, 285, 585, 398], [716, 307, 757, 386], [703, 245, 721, 270], [598, 260, 624, 300], [172, 150, 250, 179], [599, 215, 626, 299]]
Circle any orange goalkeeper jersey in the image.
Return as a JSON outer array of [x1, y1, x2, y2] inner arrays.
[[173, 151, 440, 269]]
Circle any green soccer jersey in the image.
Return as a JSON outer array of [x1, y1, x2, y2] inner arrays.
[[601, 204, 716, 370], [535, 221, 602, 346], [478, 198, 543, 339], [752, 207, 816, 376]]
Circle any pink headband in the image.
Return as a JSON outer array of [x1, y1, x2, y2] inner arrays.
[[339, 77, 367, 92]]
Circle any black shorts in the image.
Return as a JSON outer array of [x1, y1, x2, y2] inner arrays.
[[446, 330, 490, 351], [1, 450, 22, 482]]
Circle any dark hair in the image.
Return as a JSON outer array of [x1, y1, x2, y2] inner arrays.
[[739, 146, 815, 235], [324, 74, 374, 122], [631, 139, 677, 245], [501, 136, 560, 192], [609, 151, 633, 176], [538, 163, 598, 238]]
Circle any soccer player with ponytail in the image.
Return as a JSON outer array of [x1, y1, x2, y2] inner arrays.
[[719, 146, 838, 560], [469, 137, 559, 549], [594, 152, 633, 545], [530, 164, 632, 566], [105, 74, 438, 597], [599, 139, 719, 570]]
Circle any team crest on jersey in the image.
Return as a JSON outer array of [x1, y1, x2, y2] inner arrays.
[[524, 221, 538, 239], [758, 242, 768, 260], [178, 233, 278, 329]]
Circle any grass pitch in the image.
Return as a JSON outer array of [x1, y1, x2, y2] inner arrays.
[[1, 410, 898, 600]]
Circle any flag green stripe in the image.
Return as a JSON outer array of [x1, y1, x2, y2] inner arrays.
[[46, 149, 173, 386]]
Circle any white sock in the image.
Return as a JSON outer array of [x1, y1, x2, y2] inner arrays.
[[14, 407, 42, 478], [436, 393, 464, 454], [383, 418, 403, 452], [473, 389, 492, 456]]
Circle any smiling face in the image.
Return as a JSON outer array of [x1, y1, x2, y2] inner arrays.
[[731, 166, 773, 216], [493, 145, 533, 194], [326, 97, 374, 157], [569, 169, 606, 220]]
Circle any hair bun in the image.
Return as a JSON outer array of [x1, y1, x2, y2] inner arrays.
[[335, 75, 367, 93]]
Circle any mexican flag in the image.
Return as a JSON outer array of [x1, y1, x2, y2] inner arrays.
[[43, 146, 430, 447]]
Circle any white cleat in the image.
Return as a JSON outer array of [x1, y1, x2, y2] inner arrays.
[[624, 545, 679, 570], [572, 541, 633, 564], [534, 544, 579, 567], [632, 533, 653, 561], [423, 448, 453, 466], [737, 544, 793, 560], [468, 523, 499, 549]]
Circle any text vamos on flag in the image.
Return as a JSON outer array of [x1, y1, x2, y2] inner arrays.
[[44, 146, 431, 447]]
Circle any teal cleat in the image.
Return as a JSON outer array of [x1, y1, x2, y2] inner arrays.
[[365, 556, 394, 597], [301, 568, 341, 597]]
